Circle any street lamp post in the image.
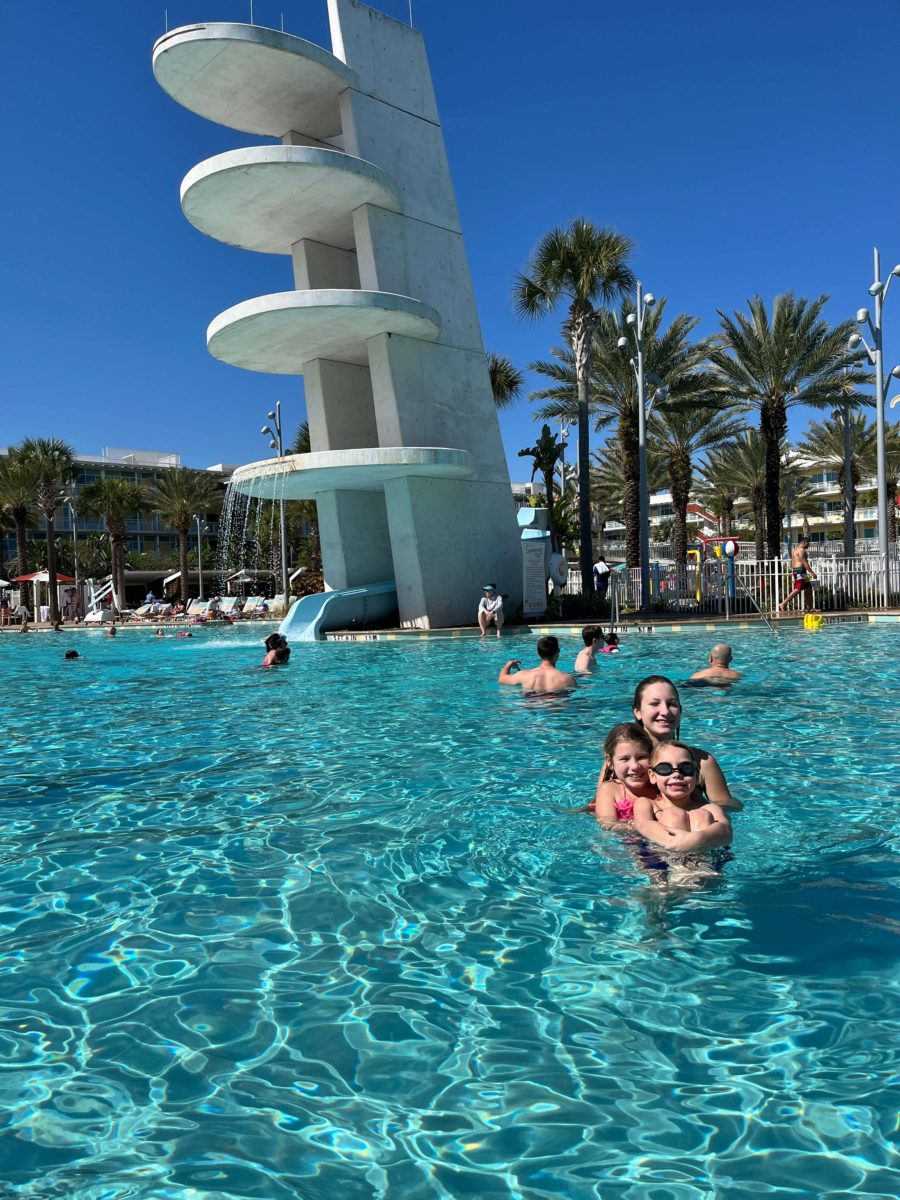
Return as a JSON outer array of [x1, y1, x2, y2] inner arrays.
[[617, 281, 660, 610], [261, 401, 290, 599], [847, 248, 900, 605]]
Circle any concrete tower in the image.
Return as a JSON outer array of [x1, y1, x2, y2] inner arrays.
[[153, 0, 521, 629]]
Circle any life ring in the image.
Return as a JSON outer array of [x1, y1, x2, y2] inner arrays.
[[803, 613, 824, 630], [549, 554, 569, 587]]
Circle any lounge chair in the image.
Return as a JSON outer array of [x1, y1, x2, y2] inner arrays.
[[186, 599, 210, 620], [219, 596, 242, 618], [240, 596, 269, 618]]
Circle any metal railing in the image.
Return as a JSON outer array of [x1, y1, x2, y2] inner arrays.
[[605, 554, 900, 614]]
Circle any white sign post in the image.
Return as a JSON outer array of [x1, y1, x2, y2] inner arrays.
[[522, 540, 548, 619]]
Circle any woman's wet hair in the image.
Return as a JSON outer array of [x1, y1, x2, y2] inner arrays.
[[632, 674, 680, 712], [603, 722, 652, 759], [264, 632, 288, 652]]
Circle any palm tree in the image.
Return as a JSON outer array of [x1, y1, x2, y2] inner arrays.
[[487, 353, 525, 409], [16, 438, 75, 623], [287, 422, 322, 587], [648, 406, 745, 564], [0, 453, 38, 576], [710, 294, 868, 558], [796, 411, 876, 536], [147, 469, 222, 602], [695, 449, 739, 537], [513, 220, 635, 589], [80, 477, 149, 609], [531, 301, 719, 566], [518, 424, 566, 551], [716, 432, 768, 560], [883, 424, 900, 544]]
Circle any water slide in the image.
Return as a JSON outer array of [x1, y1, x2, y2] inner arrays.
[[279, 581, 398, 642]]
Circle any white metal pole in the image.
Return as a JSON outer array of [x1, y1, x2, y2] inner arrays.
[[636, 282, 650, 610], [873, 248, 889, 606]]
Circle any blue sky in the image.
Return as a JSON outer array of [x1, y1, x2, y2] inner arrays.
[[2, 0, 899, 479]]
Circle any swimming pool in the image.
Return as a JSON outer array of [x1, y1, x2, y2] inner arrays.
[[1, 623, 897, 1198]]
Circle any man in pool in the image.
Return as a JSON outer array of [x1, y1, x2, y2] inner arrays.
[[498, 635, 577, 694], [689, 643, 741, 685], [779, 536, 817, 611], [574, 625, 603, 673]]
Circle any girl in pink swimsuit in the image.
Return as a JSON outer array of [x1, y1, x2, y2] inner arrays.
[[592, 722, 657, 826]]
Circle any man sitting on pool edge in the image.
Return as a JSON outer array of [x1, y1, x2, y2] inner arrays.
[[498, 635, 577, 694], [478, 583, 504, 638]]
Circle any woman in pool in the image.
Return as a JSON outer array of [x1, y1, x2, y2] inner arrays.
[[631, 675, 741, 811], [593, 722, 656, 825], [262, 632, 290, 667]]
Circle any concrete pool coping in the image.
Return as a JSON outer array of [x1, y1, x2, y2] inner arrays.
[[322, 610, 900, 641], [3, 612, 899, 640]]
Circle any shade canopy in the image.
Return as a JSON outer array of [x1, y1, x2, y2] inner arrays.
[[14, 571, 77, 583]]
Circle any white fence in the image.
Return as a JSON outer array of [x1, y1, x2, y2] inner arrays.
[[563, 554, 900, 614]]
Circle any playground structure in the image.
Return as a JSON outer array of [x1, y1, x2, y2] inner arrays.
[[153, 1, 522, 633]]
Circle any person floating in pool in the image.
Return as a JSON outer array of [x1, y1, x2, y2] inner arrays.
[[632, 740, 733, 855], [106, 625, 117, 638], [262, 632, 290, 667], [689, 642, 741, 686], [498, 635, 576, 694], [593, 722, 656, 825], [478, 583, 504, 638], [779, 536, 817, 612], [631, 675, 741, 811]]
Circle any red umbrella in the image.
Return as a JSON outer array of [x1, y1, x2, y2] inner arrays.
[[14, 571, 76, 583]]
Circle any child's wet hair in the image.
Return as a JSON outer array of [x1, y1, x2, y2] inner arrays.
[[603, 722, 652, 759], [650, 738, 694, 765]]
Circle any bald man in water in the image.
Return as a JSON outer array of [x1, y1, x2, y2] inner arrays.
[[690, 643, 741, 684]]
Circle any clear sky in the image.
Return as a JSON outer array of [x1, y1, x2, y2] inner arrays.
[[2, 0, 899, 479]]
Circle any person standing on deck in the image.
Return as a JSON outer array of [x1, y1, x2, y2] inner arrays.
[[779, 537, 817, 612]]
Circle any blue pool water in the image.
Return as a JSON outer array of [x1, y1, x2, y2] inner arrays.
[[0, 622, 898, 1199]]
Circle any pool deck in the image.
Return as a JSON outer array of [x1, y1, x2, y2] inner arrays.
[[2, 611, 899, 640], [322, 609, 900, 641]]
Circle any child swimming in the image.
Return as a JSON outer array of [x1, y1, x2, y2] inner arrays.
[[632, 740, 732, 853], [593, 722, 657, 825]]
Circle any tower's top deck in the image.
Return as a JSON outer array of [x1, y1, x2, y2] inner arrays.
[[152, 23, 355, 139]]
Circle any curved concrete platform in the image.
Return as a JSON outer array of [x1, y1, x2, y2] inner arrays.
[[152, 23, 355, 139], [181, 147, 402, 254], [207, 290, 441, 373], [231, 447, 474, 499]]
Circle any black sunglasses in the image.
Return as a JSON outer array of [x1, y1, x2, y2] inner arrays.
[[652, 760, 697, 778]]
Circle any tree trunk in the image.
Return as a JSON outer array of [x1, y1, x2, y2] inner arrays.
[[761, 399, 786, 559], [45, 515, 60, 624], [117, 540, 127, 611], [179, 530, 190, 601], [542, 467, 558, 553], [620, 413, 640, 568], [107, 537, 118, 612], [722, 497, 734, 537], [570, 306, 594, 592], [670, 454, 691, 567], [753, 497, 765, 561], [14, 514, 29, 576]]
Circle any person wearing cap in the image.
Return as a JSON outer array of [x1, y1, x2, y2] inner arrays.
[[478, 583, 504, 638]]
